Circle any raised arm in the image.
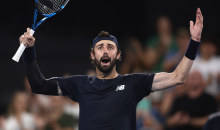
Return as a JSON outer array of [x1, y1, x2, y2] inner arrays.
[[21, 28, 61, 95], [152, 8, 203, 91]]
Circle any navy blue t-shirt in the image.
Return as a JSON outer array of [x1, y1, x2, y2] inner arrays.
[[57, 73, 155, 130]]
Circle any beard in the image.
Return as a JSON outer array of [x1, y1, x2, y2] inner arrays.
[[93, 55, 117, 74]]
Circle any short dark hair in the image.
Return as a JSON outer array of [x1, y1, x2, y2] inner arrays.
[[97, 31, 110, 37]]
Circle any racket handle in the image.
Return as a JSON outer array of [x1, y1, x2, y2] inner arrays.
[[12, 29, 35, 62]]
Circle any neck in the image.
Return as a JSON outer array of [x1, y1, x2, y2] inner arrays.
[[96, 66, 118, 79]]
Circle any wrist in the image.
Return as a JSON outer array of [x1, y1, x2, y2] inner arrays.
[[185, 39, 200, 60], [191, 36, 201, 42]]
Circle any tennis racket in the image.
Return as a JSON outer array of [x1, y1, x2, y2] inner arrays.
[[12, 0, 69, 62]]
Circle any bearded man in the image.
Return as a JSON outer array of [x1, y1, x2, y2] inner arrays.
[[20, 8, 203, 130]]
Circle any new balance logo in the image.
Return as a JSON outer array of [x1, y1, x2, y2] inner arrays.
[[116, 85, 125, 91]]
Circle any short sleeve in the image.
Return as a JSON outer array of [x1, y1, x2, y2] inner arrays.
[[131, 73, 155, 102], [57, 75, 85, 102]]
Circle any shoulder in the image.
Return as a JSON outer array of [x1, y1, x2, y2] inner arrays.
[[128, 73, 155, 78], [58, 75, 89, 82], [121, 73, 155, 84], [57, 75, 90, 90], [67, 75, 89, 79], [118, 73, 155, 80]]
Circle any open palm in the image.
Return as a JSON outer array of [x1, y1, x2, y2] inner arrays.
[[190, 8, 203, 42]]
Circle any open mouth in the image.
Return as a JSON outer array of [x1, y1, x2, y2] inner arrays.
[[101, 57, 111, 65]]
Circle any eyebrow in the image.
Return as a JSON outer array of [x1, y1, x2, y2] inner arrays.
[[96, 43, 115, 47]]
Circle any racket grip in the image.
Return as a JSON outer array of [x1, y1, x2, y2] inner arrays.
[[12, 44, 26, 62], [12, 29, 35, 62]]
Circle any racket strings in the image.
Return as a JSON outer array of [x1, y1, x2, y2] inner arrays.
[[37, 0, 66, 15]]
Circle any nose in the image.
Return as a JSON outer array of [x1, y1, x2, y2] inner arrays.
[[103, 46, 109, 54], [103, 52, 108, 56], [102, 47, 109, 57]]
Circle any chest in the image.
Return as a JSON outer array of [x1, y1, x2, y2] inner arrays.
[[79, 81, 135, 106], [77, 80, 137, 121]]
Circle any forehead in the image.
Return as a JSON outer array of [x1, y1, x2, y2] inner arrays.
[[95, 40, 117, 47]]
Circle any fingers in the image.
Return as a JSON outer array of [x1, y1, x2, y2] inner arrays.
[[196, 8, 203, 25], [19, 28, 35, 47], [20, 33, 29, 47], [19, 35, 25, 44], [27, 28, 31, 35], [199, 8, 203, 24], [24, 32, 28, 38], [189, 20, 194, 29]]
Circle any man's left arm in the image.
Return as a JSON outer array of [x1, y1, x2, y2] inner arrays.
[[152, 8, 203, 91]]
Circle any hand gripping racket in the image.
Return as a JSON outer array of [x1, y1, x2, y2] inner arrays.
[[12, 0, 69, 62]]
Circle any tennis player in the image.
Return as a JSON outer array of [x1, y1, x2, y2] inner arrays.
[[20, 8, 203, 130]]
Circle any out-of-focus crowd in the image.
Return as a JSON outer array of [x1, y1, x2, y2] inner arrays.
[[0, 15, 220, 130], [119, 15, 220, 130], [0, 73, 79, 130]]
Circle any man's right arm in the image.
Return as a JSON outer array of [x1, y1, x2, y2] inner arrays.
[[26, 60, 61, 95], [21, 28, 61, 95]]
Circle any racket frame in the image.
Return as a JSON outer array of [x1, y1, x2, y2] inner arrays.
[[12, 0, 69, 62]]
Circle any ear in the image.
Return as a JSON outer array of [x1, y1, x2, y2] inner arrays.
[[91, 51, 95, 60], [116, 50, 121, 60]]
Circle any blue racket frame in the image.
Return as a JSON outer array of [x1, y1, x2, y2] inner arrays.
[[32, 0, 69, 31], [12, 0, 69, 62]]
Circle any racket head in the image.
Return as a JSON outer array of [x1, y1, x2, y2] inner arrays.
[[35, 0, 69, 17], [32, 0, 69, 30]]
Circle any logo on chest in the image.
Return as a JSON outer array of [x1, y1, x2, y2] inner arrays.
[[115, 85, 125, 91]]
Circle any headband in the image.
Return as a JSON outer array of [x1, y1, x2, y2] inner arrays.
[[92, 35, 119, 48]]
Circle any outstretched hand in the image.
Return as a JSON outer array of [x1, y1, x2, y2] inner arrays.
[[190, 8, 203, 42]]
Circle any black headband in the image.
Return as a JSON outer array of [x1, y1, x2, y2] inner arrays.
[[92, 35, 119, 48]]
